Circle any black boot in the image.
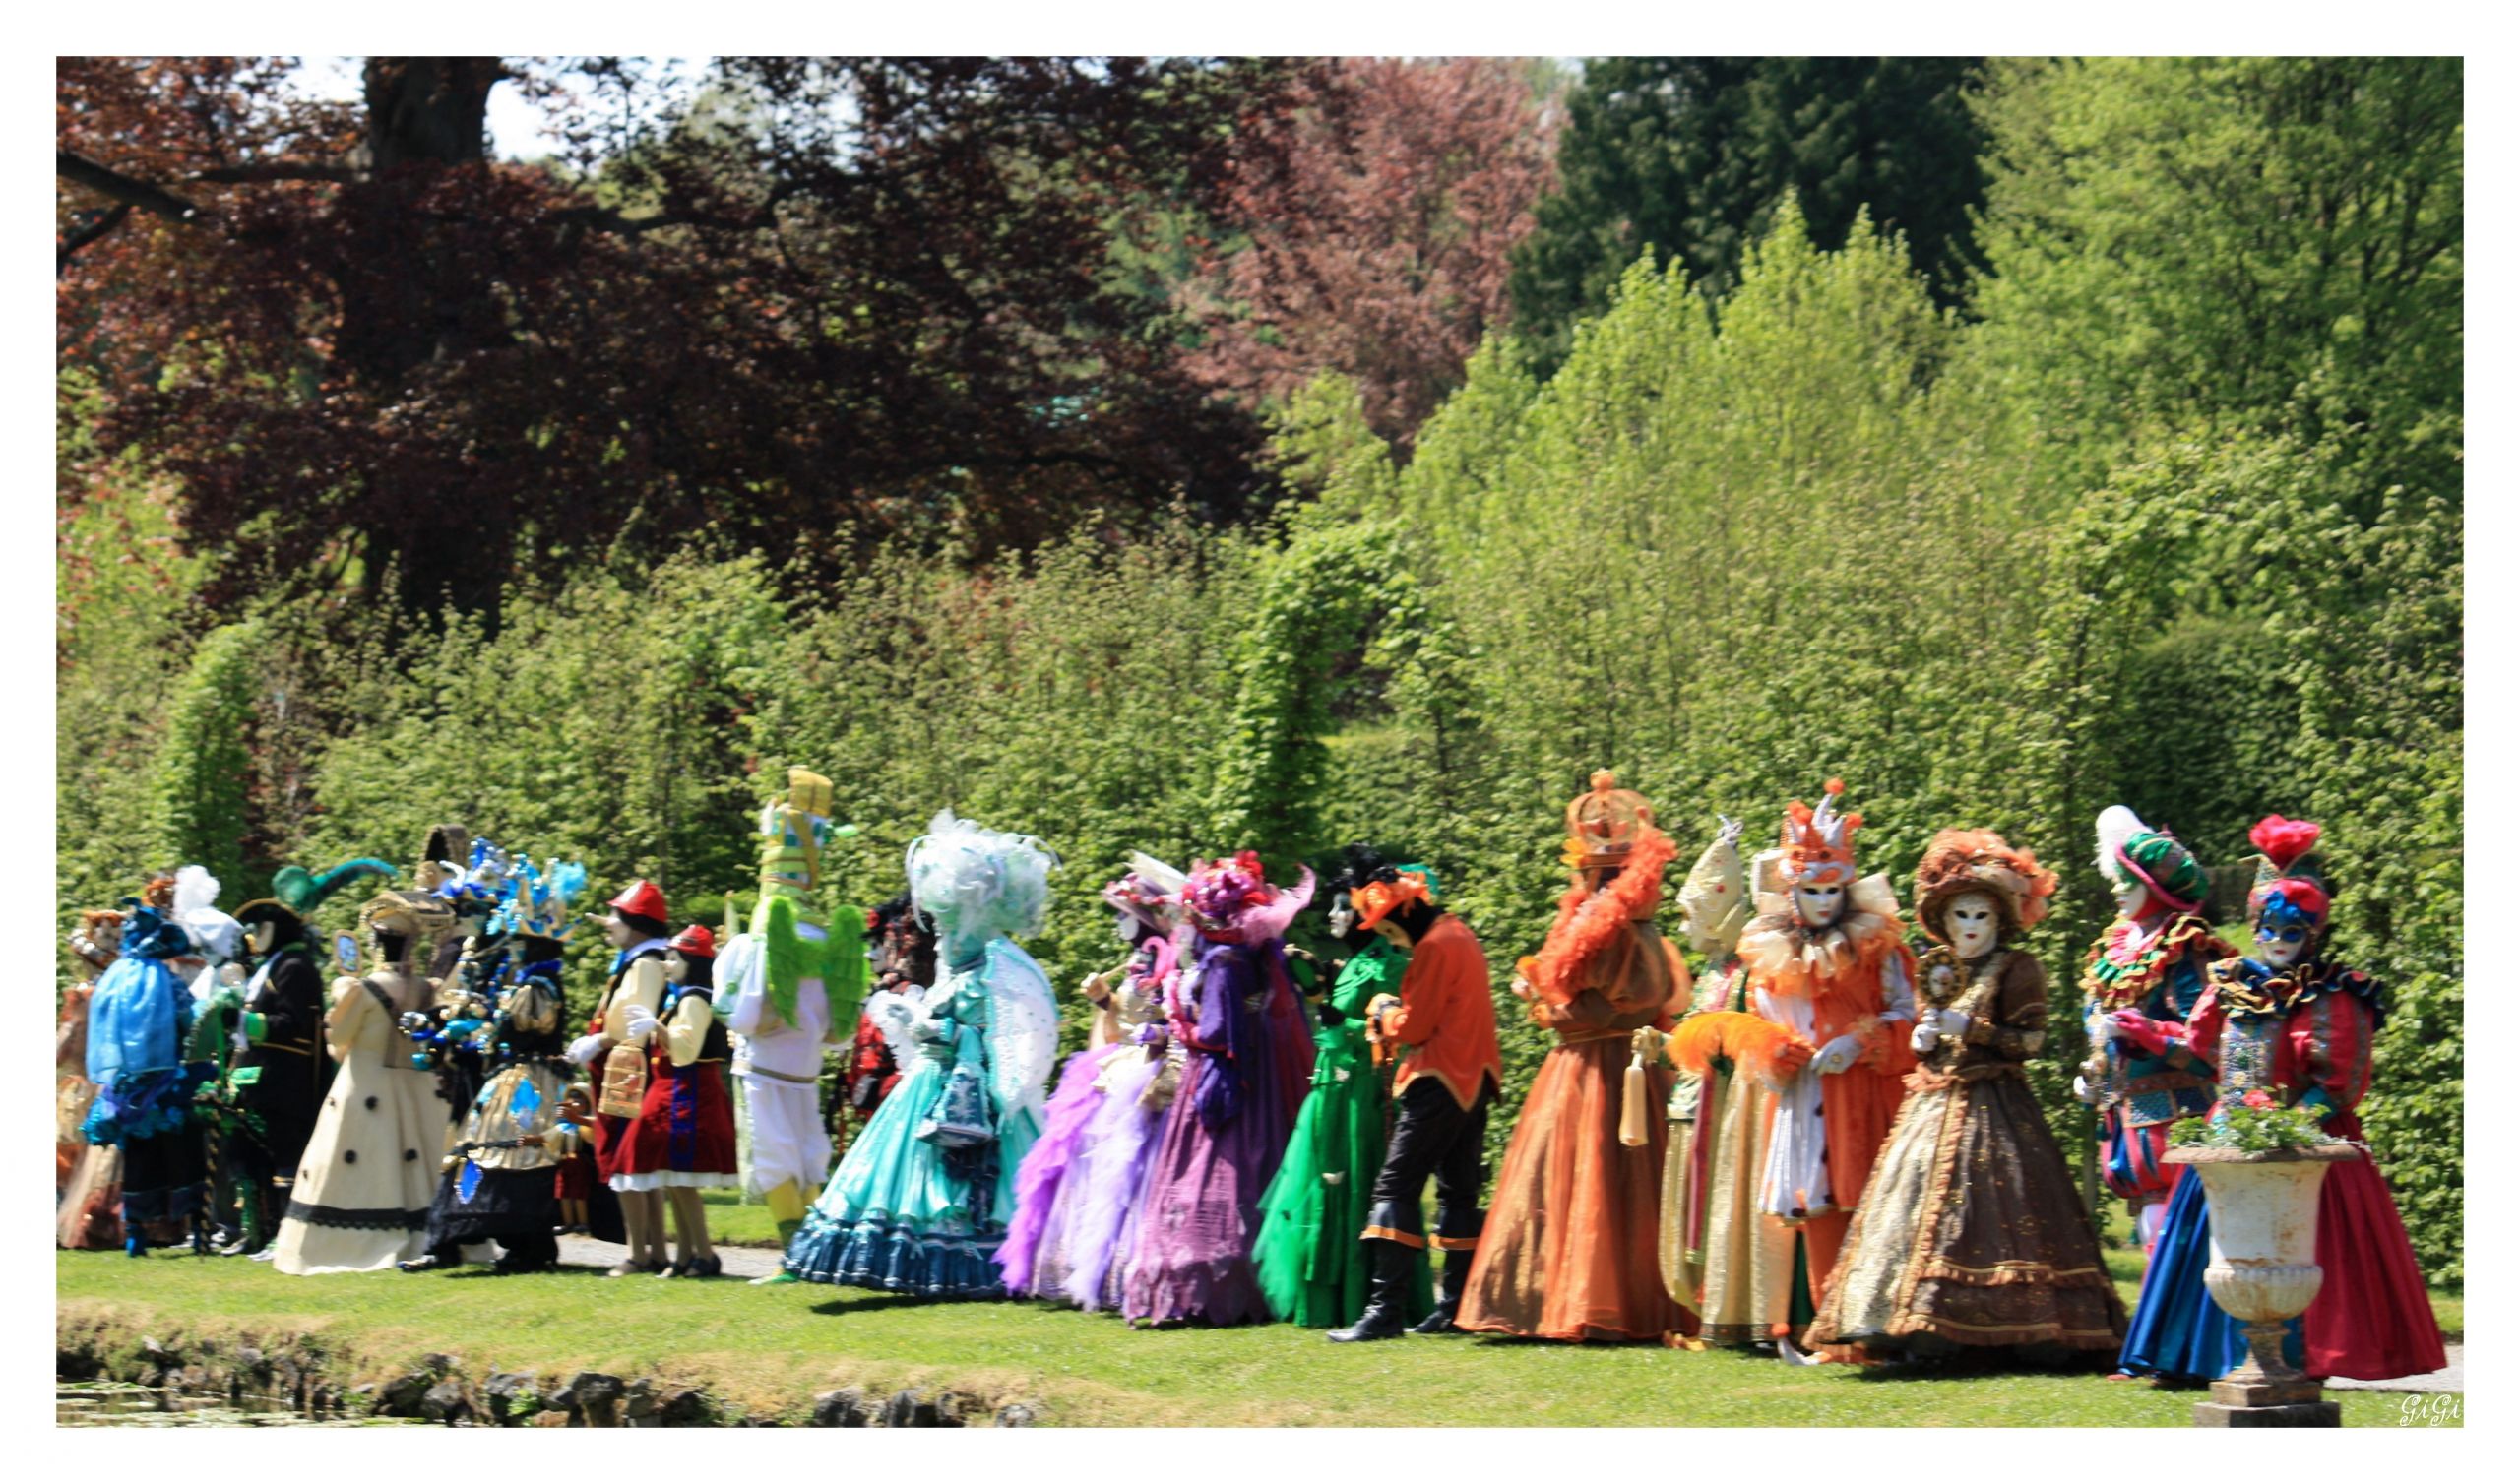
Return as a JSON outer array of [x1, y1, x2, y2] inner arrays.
[[1410, 1247, 1476, 1335], [1328, 1240, 1414, 1343]]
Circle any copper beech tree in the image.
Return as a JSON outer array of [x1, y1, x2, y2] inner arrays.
[[58, 56, 1311, 620], [1177, 57, 1560, 450]]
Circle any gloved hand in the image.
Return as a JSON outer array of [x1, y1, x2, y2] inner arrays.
[[565, 1033, 607, 1066], [1812, 1032, 1863, 1076], [2072, 1074, 2100, 1104], [1364, 993, 1401, 1036], [1630, 1026, 1670, 1061], [2107, 1009, 2174, 1057], [1768, 1039, 1815, 1082], [1923, 1007, 1972, 1037], [241, 1011, 270, 1044], [623, 1005, 661, 1040], [1910, 1021, 1939, 1057]]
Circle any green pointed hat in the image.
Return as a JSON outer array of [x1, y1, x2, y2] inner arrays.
[[235, 858, 399, 936]]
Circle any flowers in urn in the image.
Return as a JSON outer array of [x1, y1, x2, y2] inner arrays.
[[2170, 1091, 2337, 1155]]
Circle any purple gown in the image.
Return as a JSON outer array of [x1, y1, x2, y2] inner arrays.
[[1119, 938, 1298, 1326]]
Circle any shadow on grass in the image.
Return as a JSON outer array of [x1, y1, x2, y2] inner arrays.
[[806, 1290, 959, 1316]]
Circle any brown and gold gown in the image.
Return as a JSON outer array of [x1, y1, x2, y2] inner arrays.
[[1805, 945, 2125, 1355]]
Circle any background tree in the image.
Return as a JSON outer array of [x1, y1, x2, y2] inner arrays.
[[1507, 56, 1987, 368], [1177, 57, 1560, 450], [57, 56, 1302, 621]]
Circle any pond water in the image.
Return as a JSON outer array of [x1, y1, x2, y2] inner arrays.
[[56, 1380, 424, 1427]]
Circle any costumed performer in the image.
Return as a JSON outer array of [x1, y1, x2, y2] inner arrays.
[[615, 924, 739, 1277], [2073, 806, 2228, 1268], [784, 810, 1059, 1294], [716, 768, 867, 1284], [1659, 816, 1794, 1346], [564, 877, 674, 1276], [59, 909, 126, 1250], [1806, 830, 2126, 1361], [1458, 771, 1690, 1342], [1252, 847, 1430, 1331], [1327, 853, 1500, 1340], [2117, 817, 2446, 1384], [81, 875, 211, 1256], [222, 857, 396, 1259], [996, 853, 1187, 1305], [271, 884, 457, 1273], [411, 854, 585, 1274], [1121, 851, 1311, 1326], [1733, 778, 1920, 1362]]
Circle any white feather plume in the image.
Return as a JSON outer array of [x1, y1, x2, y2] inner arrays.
[[2095, 805, 2149, 882], [173, 864, 220, 917]]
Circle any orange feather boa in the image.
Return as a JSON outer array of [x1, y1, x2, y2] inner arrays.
[[1516, 823, 1678, 1010]]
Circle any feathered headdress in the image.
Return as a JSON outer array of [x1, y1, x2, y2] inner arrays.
[[1101, 852, 1189, 936], [1781, 779, 1863, 885], [1913, 829, 2057, 943], [1180, 850, 1315, 944], [1353, 865, 1437, 932], [2246, 815, 2330, 933], [906, 809, 1059, 944], [494, 854, 590, 942], [2094, 804, 2209, 916], [235, 857, 399, 943]]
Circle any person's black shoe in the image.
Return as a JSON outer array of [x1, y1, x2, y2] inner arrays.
[[398, 1253, 460, 1273]]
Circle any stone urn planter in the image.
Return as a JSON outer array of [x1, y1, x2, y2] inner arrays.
[[2164, 1143, 2359, 1427]]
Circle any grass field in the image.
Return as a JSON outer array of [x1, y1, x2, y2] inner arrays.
[[55, 1240, 2451, 1428]]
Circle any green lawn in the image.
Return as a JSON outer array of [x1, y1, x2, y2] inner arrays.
[[56, 1247, 2441, 1427]]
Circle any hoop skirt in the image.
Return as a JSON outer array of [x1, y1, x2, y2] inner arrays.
[[272, 976, 445, 1274], [1121, 940, 1300, 1326], [785, 942, 1054, 1296]]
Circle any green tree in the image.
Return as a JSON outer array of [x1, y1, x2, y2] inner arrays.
[[148, 620, 262, 903], [1508, 57, 1988, 368]]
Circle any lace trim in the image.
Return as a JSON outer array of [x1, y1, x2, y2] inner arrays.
[[2078, 916, 2228, 1010], [283, 1199, 429, 1232]]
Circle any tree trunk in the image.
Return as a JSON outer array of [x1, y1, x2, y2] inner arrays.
[[340, 58, 514, 623]]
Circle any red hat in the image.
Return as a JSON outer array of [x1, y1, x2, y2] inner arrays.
[[667, 923, 718, 959], [608, 879, 668, 923]]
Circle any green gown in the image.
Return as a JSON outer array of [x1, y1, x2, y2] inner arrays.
[[1253, 941, 1435, 1327]]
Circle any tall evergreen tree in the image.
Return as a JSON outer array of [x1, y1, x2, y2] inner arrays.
[[1507, 57, 1988, 367]]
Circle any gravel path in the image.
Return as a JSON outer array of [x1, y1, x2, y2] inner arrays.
[[552, 1235, 784, 1280], [2325, 1342, 2463, 1395]]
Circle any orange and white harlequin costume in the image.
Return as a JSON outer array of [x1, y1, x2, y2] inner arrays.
[[1732, 779, 1917, 1347]]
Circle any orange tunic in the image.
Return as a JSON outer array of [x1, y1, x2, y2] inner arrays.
[[1379, 914, 1503, 1110]]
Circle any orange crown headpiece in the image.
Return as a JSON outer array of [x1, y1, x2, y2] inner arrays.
[[1780, 778, 1861, 886], [1562, 770, 1656, 869]]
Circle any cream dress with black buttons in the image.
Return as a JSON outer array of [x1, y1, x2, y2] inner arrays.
[[271, 969, 448, 1273]]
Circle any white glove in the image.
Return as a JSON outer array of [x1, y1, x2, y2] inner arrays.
[[2073, 1074, 2099, 1105], [1812, 1032, 1862, 1076], [1909, 1022, 1939, 1057], [565, 1033, 607, 1066], [623, 1006, 661, 1040], [1924, 1007, 1972, 1037]]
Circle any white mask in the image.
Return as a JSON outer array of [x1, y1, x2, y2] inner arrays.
[[2257, 923, 2312, 969], [1327, 892, 1356, 939], [2110, 874, 2152, 920], [1943, 891, 2000, 958], [1792, 880, 1847, 929]]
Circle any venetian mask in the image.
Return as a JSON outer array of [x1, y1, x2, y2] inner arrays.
[[2109, 871, 2153, 920], [248, 919, 279, 956], [2256, 921, 2312, 969], [602, 914, 642, 950], [1327, 891, 1356, 939], [1792, 880, 1847, 929], [1943, 890, 2000, 958], [664, 950, 694, 985]]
